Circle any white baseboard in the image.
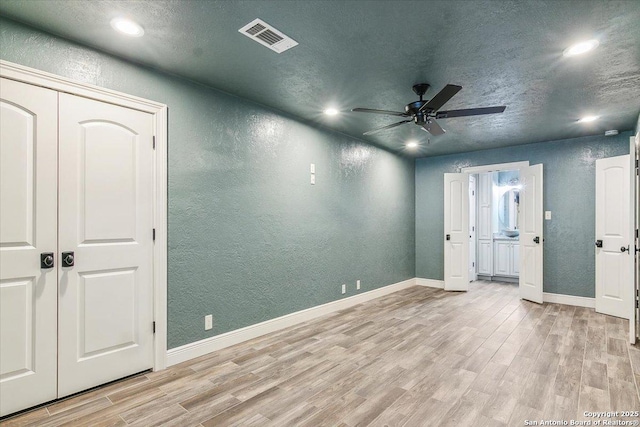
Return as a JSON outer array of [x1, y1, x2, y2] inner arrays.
[[415, 278, 445, 289], [166, 278, 416, 366], [543, 292, 595, 308], [166, 278, 597, 366]]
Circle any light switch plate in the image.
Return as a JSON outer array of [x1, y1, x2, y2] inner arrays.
[[310, 163, 315, 174], [311, 175, 316, 185], [545, 211, 551, 220]]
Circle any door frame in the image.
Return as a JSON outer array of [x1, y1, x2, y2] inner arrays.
[[460, 161, 530, 289], [469, 175, 477, 282], [631, 134, 639, 344], [0, 60, 169, 370]]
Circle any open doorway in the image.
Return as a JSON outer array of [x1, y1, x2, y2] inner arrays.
[[470, 169, 521, 284], [444, 161, 544, 303]]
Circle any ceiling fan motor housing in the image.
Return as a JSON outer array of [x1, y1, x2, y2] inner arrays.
[[405, 101, 430, 124]]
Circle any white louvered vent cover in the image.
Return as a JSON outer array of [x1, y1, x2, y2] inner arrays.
[[239, 19, 298, 53]]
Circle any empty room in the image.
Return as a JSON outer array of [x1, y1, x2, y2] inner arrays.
[[1, 0, 639, 426]]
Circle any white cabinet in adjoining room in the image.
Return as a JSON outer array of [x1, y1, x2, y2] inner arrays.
[[477, 173, 493, 240], [512, 243, 520, 276], [477, 240, 493, 275], [494, 239, 519, 277], [476, 172, 494, 277]]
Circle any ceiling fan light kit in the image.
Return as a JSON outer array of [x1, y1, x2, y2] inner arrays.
[[352, 83, 506, 138]]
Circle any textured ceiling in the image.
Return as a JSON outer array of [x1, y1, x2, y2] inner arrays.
[[1, 0, 638, 156]]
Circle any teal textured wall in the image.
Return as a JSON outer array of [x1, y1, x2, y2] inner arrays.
[[416, 133, 630, 297], [0, 18, 415, 349]]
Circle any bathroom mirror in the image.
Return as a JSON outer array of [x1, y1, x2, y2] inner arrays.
[[498, 188, 519, 234]]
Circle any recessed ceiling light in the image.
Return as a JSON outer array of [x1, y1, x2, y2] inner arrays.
[[110, 17, 144, 37], [578, 115, 599, 123], [324, 108, 339, 116], [563, 39, 599, 57], [406, 141, 419, 149]]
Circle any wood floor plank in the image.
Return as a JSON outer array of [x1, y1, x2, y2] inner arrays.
[[6, 281, 638, 427]]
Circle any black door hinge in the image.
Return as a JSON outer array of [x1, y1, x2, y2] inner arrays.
[[153, 136, 156, 150], [153, 228, 156, 241], [153, 321, 156, 333]]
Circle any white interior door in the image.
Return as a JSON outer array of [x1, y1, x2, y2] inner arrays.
[[444, 173, 469, 291], [595, 154, 632, 320], [634, 134, 639, 343], [519, 164, 543, 303], [57, 93, 155, 397], [469, 175, 477, 282], [0, 78, 58, 416]]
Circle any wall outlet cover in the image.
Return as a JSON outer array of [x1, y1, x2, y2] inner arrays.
[[356, 280, 361, 290], [341, 284, 346, 294]]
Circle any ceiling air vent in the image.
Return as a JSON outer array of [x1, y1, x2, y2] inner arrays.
[[239, 19, 298, 53]]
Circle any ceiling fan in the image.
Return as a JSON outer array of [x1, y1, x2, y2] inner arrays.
[[352, 83, 506, 136]]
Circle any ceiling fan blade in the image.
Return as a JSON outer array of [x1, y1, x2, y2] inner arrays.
[[436, 106, 506, 119], [419, 84, 462, 113], [363, 119, 412, 136], [352, 107, 408, 117], [422, 119, 446, 136]]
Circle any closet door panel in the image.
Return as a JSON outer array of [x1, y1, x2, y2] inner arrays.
[[0, 78, 58, 416], [57, 93, 154, 398]]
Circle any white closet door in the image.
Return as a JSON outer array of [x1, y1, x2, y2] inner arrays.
[[0, 78, 58, 416], [595, 155, 631, 319], [57, 93, 154, 397]]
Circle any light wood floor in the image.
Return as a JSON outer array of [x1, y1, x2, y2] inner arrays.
[[4, 281, 640, 427]]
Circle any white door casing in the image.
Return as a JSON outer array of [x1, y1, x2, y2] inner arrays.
[[519, 164, 543, 303], [634, 134, 639, 343], [469, 175, 477, 282], [57, 93, 155, 397], [444, 173, 469, 291], [595, 154, 631, 320], [0, 78, 59, 416]]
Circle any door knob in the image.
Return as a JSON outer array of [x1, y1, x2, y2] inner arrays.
[[533, 236, 540, 244], [62, 251, 74, 267], [446, 234, 451, 241], [40, 252, 54, 268], [595, 240, 603, 248], [621, 246, 629, 253]]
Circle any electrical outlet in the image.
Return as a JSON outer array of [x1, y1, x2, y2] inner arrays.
[[356, 280, 361, 290], [311, 174, 316, 185], [205, 314, 213, 330], [341, 284, 346, 294], [310, 163, 315, 174]]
